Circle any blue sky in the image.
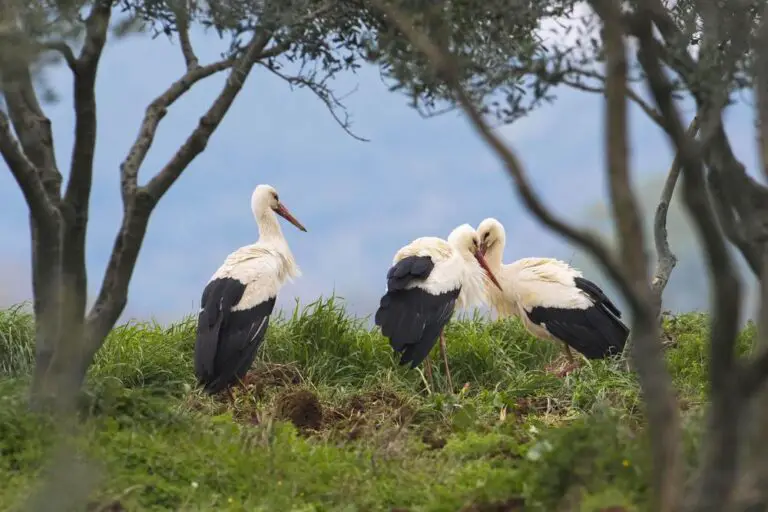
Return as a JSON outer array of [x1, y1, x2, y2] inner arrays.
[[0, 19, 761, 323]]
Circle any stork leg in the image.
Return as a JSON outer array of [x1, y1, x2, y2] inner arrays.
[[564, 343, 574, 364], [556, 343, 579, 377], [439, 330, 454, 392], [424, 354, 434, 390]]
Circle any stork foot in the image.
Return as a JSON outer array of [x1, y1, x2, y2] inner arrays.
[[545, 355, 582, 377], [554, 361, 580, 378]]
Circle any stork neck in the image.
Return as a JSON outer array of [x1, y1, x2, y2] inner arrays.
[[485, 244, 504, 271], [256, 209, 288, 248]]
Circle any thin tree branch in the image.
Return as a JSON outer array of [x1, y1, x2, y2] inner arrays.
[[260, 64, 369, 142], [369, 0, 643, 315], [141, 32, 271, 202], [172, 0, 199, 70], [634, 4, 743, 511], [561, 69, 665, 127], [706, 171, 763, 275], [257, 2, 334, 60], [57, 0, 112, 342], [651, 116, 700, 304], [119, 58, 235, 201], [64, 0, 111, 208], [1, 63, 62, 195], [39, 41, 77, 71], [0, 110, 56, 225]]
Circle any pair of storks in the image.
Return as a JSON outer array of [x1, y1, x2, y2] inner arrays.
[[194, 184, 629, 396]]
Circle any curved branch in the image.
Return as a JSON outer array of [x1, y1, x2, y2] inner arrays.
[[562, 69, 665, 127], [39, 41, 77, 71], [171, 0, 199, 70], [651, 116, 699, 306], [119, 58, 235, 200], [141, 32, 271, 202], [261, 63, 370, 142], [0, 110, 56, 226]]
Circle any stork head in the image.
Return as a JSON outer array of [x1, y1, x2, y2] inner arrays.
[[476, 217, 505, 258], [447, 224, 502, 291], [251, 184, 307, 232]]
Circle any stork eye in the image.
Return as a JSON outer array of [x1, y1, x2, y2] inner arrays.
[[483, 232, 489, 240], [272, 192, 279, 201]]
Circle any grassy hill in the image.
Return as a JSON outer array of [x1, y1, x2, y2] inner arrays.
[[0, 298, 750, 511]]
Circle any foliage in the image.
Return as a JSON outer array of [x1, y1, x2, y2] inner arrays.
[[364, 0, 573, 121], [0, 297, 746, 510]]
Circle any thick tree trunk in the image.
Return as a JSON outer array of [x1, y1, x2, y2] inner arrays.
[[732, 258, 768, 511]]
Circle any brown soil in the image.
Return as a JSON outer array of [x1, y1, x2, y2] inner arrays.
[[242, 363, 303, 399], [274, 389, 323, 430], [86, 500, 126, 512], [460, 497, 526, 511], [321, 389, 414, 438]]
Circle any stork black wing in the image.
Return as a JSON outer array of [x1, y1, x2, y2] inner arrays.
[[526, 276, 629, 360], [194, 277, 276, 394], [375, 256, 460, 368]]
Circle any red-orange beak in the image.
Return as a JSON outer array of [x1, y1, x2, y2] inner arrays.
[[474, 251, 502, 291], [478, 242, 487, 258], [274, 202, 307, 232]]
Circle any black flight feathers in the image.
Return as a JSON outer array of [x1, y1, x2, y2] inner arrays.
[[194, 277, 276, 394], [375, 255, 460, 369], [526, 276, 629, 359]]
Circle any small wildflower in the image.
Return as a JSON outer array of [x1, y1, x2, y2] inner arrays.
[[228, 497, 234, 504], [622, 459, 631, 467], [191, 481, 199, 489]]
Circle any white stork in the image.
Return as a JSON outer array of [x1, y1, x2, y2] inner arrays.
[[374, 224, 503, 391], [194, 184, 307, 396], [476, 217, 629, 377]]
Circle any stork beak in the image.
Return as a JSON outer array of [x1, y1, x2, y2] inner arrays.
[[478, 241, 487, 258], [474, 251, 502, 291], [274, 202, 307, 232]]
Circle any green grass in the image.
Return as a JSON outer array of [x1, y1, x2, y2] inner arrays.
[[0, 297, 746, 511]]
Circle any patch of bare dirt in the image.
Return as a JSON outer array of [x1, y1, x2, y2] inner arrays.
[[275, 389, 323, 430], [321, 389, 415, 441], [460, 497, 525, 511], [420, 430, 446, 450], [86, 500, 127, 512], [242, 363, 303, 399], [512, 396, 563, 417]]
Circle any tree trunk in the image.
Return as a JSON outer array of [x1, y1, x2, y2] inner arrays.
[[26, 210, 94, 412], [732, 258, 768, 511]]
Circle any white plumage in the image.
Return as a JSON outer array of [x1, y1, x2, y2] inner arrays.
[[210, 244, 300, 310], [375, 224, 502, 390], [476, 217, 629, 376], [194, 184, 307, 395]]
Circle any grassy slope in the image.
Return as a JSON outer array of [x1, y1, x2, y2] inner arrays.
[[0, 298, 753, 511]]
